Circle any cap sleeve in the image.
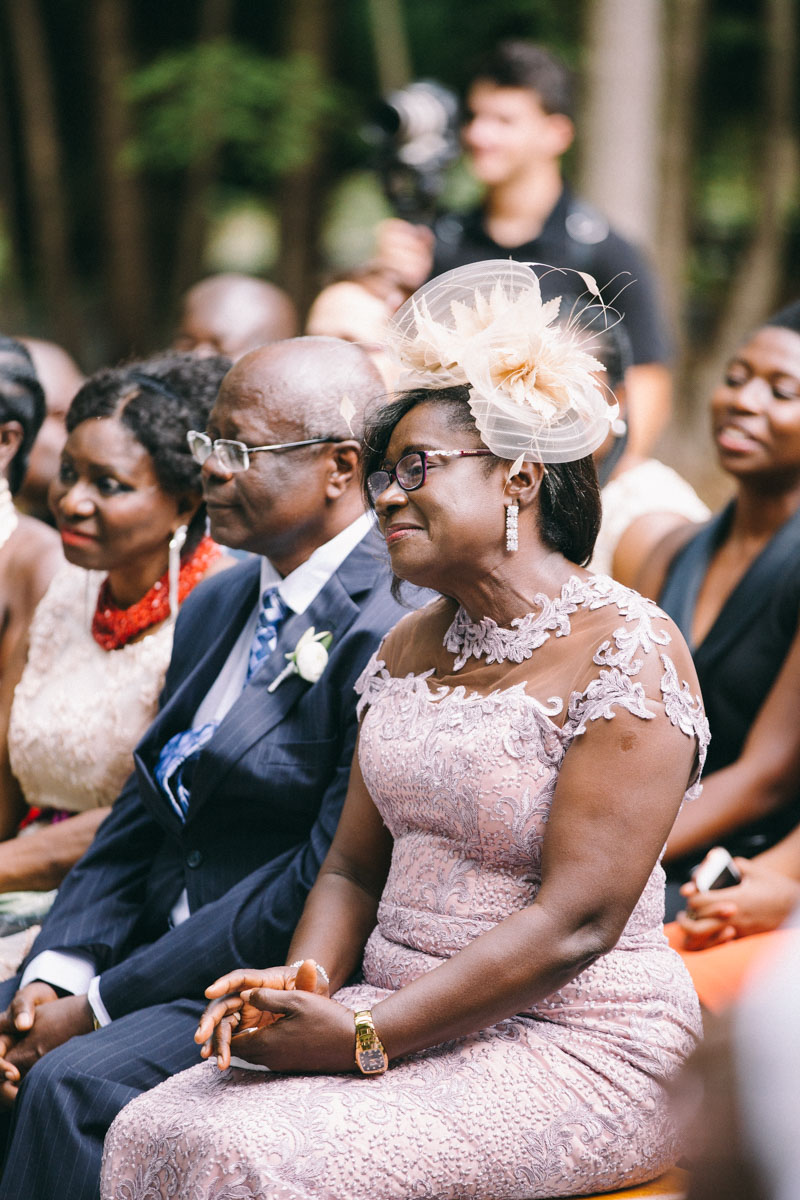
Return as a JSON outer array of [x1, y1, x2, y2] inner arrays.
[[566, 582, 709, 797]]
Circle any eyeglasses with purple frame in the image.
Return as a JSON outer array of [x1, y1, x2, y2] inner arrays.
[[366, 449, 494, 506]]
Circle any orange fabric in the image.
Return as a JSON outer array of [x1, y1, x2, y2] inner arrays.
[[665, 922, 793, 1013], [559, 1165, 688, 1199]]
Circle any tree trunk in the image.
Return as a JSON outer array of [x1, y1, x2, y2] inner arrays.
[[579, 0, 665, 253], [0, 49, 27, 333], [91, 0, 156, 358], [688, 0, 798, 410], [366, 0, 411, 93], [170, 0, 236, 306], [5, 0, 83, 354], [656, 0, 708, 384], [276, 0, 333, 318]]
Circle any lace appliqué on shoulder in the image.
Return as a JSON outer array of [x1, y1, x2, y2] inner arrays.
[[660, 654, 710, 800], [355, 650, 389, 717], [567, 669, 654, 735], [589, 578, 672, 676]]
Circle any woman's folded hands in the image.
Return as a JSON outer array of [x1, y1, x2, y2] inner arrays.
[[195, 960, 356, 1074]]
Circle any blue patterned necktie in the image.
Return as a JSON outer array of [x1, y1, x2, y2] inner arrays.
[[156, 585, 289, 819], [247, 585, 288, 680]]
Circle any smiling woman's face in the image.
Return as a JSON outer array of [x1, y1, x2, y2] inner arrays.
[[49, 417, 183, 581], [372, 400, 510, 592], [711, 325, 800, 481]]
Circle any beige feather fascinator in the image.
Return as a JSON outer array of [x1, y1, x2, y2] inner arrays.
[[385, 259, 620, 464]]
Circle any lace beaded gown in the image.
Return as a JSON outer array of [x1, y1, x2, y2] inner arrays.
[[8, 563, 175, 813], [0, 564, 175, 973], [101, 575, 708, 1200]]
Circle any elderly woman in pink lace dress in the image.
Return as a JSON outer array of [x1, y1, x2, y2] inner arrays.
[[101, 262, 708, 1200]]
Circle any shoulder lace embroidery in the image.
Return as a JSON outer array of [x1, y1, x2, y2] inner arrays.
[[358, 577, 708, 791], [660, 654, 710, 799]]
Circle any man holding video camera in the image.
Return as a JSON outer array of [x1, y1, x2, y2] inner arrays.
[[375, 41, 672, 456]]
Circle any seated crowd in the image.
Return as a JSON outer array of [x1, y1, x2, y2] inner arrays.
[[0, 44, 797, 1200]]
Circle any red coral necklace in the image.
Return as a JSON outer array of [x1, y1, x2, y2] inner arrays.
[[91, 535, 221, 651]]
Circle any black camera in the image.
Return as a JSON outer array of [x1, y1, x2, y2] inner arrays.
[[367, 80, 461, 225]]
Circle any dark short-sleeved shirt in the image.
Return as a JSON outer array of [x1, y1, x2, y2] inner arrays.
[[430, 185, 671, 366]]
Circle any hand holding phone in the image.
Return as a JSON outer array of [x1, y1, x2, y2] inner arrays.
[[691, 846, 743, 892]]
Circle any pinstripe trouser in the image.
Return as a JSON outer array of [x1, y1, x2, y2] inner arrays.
[[0, 995, 205, 1200]]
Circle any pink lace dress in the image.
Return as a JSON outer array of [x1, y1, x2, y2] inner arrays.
[[101, 575, 708, 1200]]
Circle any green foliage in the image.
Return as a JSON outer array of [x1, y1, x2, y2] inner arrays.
[[125, 39, 340, 183]]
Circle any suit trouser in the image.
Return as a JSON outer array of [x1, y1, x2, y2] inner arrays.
[[0, 993, 205, 1200]]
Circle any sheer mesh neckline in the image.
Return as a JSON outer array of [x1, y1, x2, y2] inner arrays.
[[443, 573, 648, 672]]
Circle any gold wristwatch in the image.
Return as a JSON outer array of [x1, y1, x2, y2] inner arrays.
[[353, 1009, 388, 1075]]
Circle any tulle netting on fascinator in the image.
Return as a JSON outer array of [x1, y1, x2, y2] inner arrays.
[[385, 259, 620, 466]]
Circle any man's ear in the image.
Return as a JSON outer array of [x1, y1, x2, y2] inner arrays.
[[545, 112, 574, 159], [503, 460, 544, 508], [0, 422, 24, 477], [325, 441, 361, 500]]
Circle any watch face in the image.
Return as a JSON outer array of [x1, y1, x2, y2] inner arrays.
[[357, 1047, 387, 1075]]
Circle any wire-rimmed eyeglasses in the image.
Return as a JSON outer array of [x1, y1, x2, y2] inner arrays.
[[366, 449, 494, 505], [187, 430, 338, 474]]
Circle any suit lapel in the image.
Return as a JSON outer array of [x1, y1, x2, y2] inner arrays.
[[150, 558, 261, 738], [134, 558, 261, 832], [185, 537, 376, 819]]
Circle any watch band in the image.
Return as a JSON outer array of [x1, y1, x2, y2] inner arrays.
[[353, 1009, 388, 1075]]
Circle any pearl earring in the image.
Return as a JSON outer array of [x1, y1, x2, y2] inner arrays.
[[168, 524, 188, 618], [505, 502, 519, 553]]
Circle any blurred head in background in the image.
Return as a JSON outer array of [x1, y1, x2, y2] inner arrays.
[[174, 273, 298, 361], [0, 336, 47, 497], [463, 41, 575, 186], [17, 337, 85, 521], [305, 275, 399, 388]]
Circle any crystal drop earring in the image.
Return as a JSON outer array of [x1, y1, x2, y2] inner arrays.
[[505, 502, 519, 553]]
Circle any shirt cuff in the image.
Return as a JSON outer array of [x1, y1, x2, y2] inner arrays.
[[20, 950, 96, 996], [87, 976, 112, 1027]]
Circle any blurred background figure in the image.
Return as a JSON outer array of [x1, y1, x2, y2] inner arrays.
[[633, 303, 800, 946], [373, 41, 672, 457], [0, 338, 63, 677], [583, 314, 709, 581], [305, 267, 408, 388], [0, 352, 232, 976], [676, 909, 800, 1200], [17, 338, 85, 525], [173, 273, 298, 360]]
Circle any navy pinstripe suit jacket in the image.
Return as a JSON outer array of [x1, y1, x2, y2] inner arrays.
[[20, 533, 407, 1018]]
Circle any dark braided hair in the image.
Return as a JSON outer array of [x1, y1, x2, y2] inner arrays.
[[66, 351, 231, 549], [363, 387, 601, 574], [0, 336, 47, 494]]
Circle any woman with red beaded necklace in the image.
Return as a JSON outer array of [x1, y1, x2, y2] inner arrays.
[[0, 352, 233, 974]]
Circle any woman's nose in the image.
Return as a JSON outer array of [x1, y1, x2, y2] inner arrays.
[[374, 478, 408, 518], [729, 376, 771, 412], [58, 481, 95, 517]]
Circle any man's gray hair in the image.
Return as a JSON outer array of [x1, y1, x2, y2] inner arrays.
[[259, 336, 386, 443]]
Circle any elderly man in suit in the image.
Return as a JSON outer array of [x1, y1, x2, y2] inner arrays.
[[0, 336, 404, 1199]]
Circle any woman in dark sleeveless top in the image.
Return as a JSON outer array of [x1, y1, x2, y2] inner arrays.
[[639, 303, 800, 945]]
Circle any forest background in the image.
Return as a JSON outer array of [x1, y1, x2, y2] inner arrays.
[[0, 0, 797, 487]]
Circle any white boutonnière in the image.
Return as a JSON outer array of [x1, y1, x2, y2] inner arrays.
[[267, 627, 333, 693]]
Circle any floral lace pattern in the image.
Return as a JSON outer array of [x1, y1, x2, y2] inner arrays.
[[8, 564, 175, 812], [102, 575, 706, 1200]]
